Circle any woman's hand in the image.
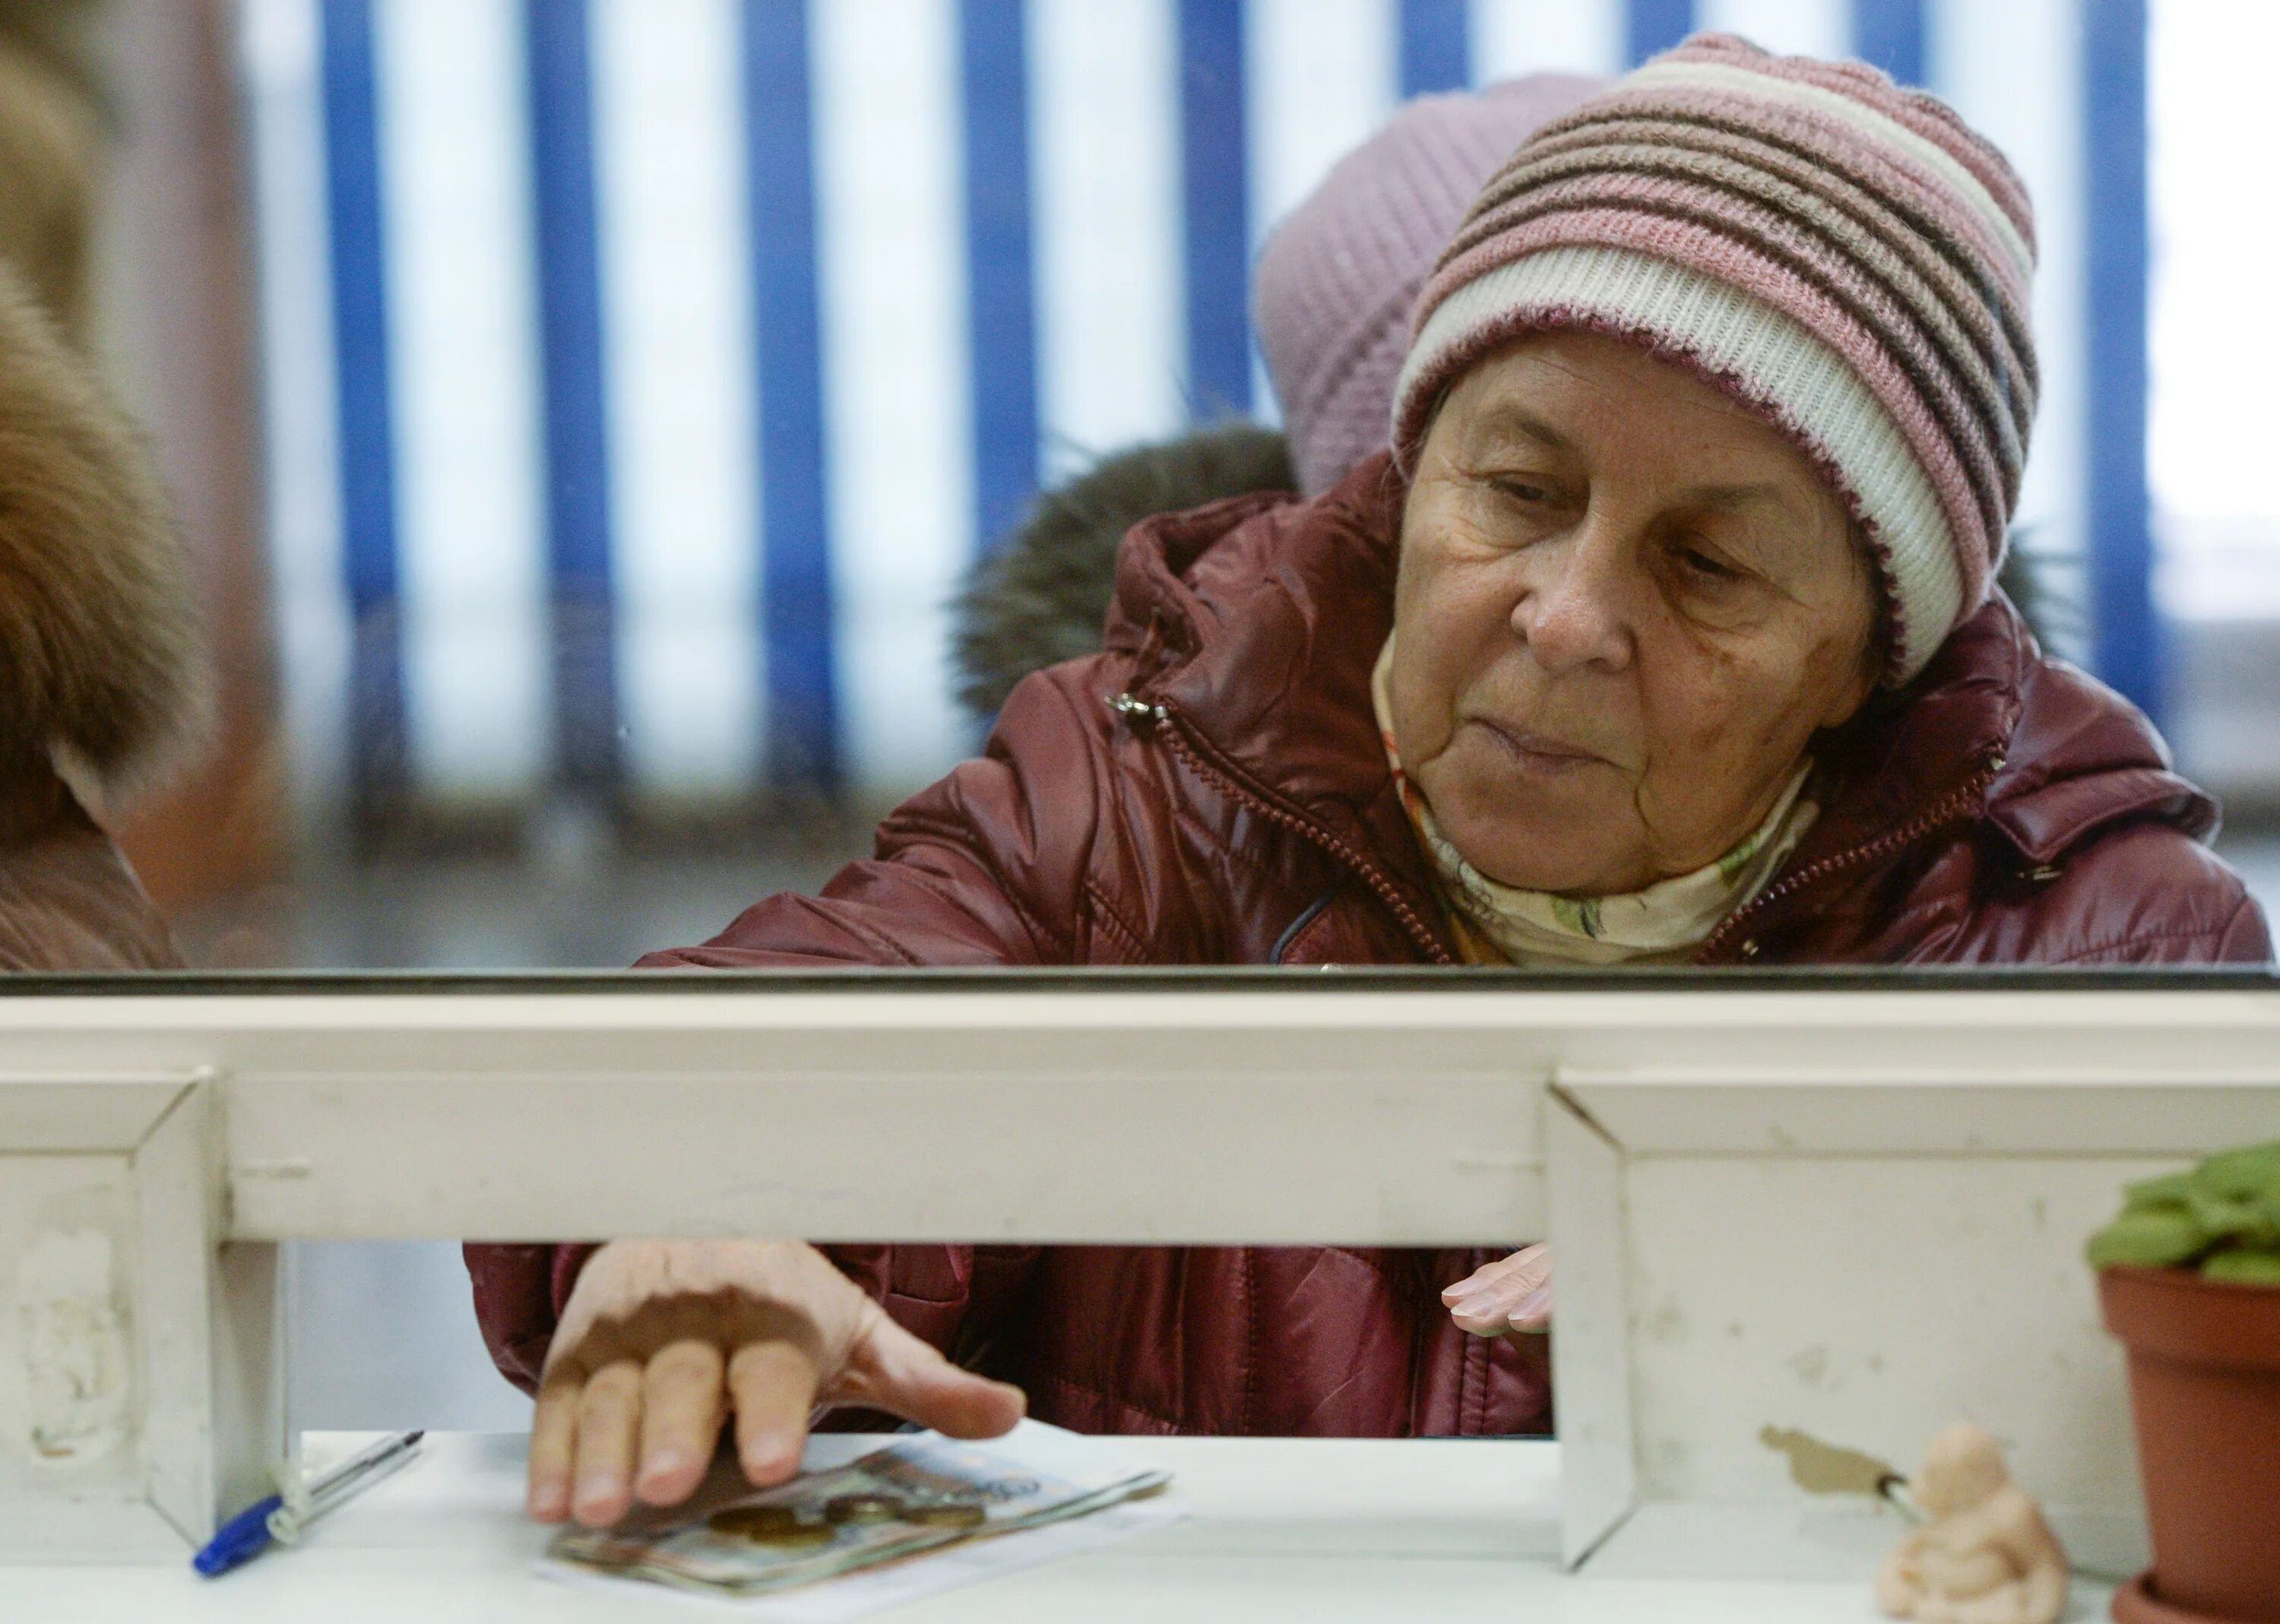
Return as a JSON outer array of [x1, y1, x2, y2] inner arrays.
[[527, 1239, 1026, 1528], [1441, 1243, 1552, 1337]]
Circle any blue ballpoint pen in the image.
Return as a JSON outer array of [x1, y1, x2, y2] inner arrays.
[[192, 1429, 426, 1578]]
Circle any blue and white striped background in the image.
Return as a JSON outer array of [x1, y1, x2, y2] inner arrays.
[[239, 0, 2151, 818]]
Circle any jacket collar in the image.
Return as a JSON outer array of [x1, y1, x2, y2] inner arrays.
[[1800, 591, 2218, 869], [1110, 458, 1451, 947], [1108, 454, 2216, 929]]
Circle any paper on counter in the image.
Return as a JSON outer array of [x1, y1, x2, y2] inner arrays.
[[538, 1420, 1183, 1619]]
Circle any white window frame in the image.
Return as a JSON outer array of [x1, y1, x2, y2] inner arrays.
[[2, 974, 2273, 1569]]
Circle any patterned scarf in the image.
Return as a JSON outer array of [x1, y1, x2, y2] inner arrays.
[[1371, 636, 1816, 967]]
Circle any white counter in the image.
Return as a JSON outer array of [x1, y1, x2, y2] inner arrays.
[[4, 1432, 2117, 1622]]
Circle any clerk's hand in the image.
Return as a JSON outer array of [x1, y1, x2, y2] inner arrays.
[[527, 1239, 1025, 1527], [1441, 1243, 1552, 1337]]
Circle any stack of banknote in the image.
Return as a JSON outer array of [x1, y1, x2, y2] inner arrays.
[[546, 1426, 1173, 1599]]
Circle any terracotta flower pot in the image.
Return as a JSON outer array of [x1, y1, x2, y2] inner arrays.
[[2101, 1265, 2280, 1624]]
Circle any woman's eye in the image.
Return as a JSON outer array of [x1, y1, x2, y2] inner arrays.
[[1488, 476, 1552, 505], [1676, 543, 1744, 584]]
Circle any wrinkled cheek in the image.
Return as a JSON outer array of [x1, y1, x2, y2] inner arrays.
[[1393, 597, 1492, 765], [1386, 639, 1449, 764], [1633, 672, 1796, 850], [1666, 636, 1814, 765]]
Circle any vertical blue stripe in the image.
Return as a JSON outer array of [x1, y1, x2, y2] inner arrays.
[[1626, 0, 1695, 65], [960, 0, 1040, 553], [2084, 0, 2159, 722], [1177, 0, 1251, 418], [524, 0, 621, 793], [1851, 0, 1926, 85], [320, 0, 404, 823], [742, 0, 839, 789], [1400, 0, 1470, 97]]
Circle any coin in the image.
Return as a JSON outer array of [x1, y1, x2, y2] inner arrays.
[[904, 1500, 986, 1529], [708, 1505, 834, 1546], [709, 1504, 801, 1534], [823, 1493, 905, 1525]]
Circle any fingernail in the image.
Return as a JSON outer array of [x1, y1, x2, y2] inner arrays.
[[529, 1480, 566, 1518], [575, 1474, 616, 1512], [1510, 1287, 1551, 1330], [745, 1432, 796, 1479], [639, 1450, 684, 1487]]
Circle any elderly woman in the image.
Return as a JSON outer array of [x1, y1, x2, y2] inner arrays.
[[471, 36, 2266, 1528]]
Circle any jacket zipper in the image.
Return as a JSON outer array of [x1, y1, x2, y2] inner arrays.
[[1694, 755, 2005, 964], [1110, 692, 1458, 966]]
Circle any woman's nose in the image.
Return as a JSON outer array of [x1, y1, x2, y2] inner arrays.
[[1509, 520, 1635, 676]]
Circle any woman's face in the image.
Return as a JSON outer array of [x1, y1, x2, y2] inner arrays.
[[1391, 331, 1880, 896]]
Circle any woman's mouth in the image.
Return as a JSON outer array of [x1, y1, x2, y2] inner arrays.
[[1466, 717, 1607, 774]]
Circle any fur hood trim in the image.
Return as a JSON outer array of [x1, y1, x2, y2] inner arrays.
[[0, 261, 200, 791], [953, 422, 1295, 717]]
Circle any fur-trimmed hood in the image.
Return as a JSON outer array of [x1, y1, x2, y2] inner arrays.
[[0, 259, 198, 794], [953, 423, 1294, 717]]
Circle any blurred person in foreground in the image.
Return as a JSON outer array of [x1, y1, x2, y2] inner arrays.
[[0, 259, 195, 968], [470, 38, 2267, 1529], [0, 0, 200, 970]]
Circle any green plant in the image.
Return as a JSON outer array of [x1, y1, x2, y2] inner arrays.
[[2088, 1141, 2280, 1281]]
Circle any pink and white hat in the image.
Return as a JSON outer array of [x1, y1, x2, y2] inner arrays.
[[1392, 33, 2039, 683], [1255, 73, 1607, 496]]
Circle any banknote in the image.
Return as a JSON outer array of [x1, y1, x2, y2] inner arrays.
[[547, 1424, 1173, 1599]]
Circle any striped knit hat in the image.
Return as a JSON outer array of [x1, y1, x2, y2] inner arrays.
[[1391, 34, 2038, 682]]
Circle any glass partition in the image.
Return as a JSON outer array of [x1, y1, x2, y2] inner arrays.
[[109, 0, 2256, 970]]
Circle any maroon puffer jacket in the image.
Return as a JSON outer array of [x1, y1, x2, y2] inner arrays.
[[468, 455, 2268, 1439]]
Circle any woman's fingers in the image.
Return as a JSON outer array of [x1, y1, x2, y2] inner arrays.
[[841, 1314, 1028, 1439], [728, 1339, 822, 1487], [527, 1378, 580, 1521], [1448, 1294, 1520, 1336], [636, 1339, 727, 1507], [1440, 1242, 1549, 1304], [570, 1360, 646, 1527], [1504, 1281, 1553, 1335], [526, 1241, 1029, 1525], [1443, 1244, 1553, 1338]]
